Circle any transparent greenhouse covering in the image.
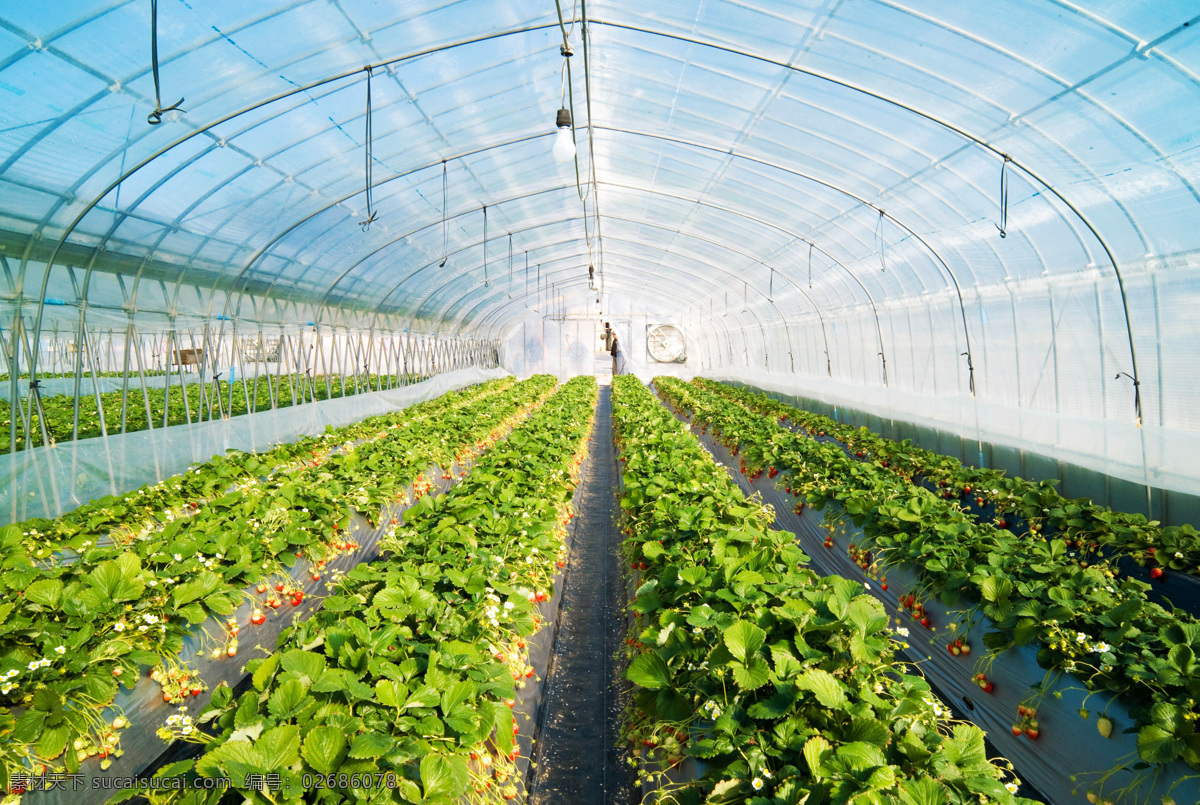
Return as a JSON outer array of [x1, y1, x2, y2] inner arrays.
[[2, 1, 1200, 495]]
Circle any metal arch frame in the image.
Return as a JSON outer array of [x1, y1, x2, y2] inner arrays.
[[16, 17, 1157, 415], [279, 179, 869, 341], [223, 133, 559, 319], [314, 179, 880, 356], [366, 230, 769, 340], [593, 125, 972, 391], [413, 234, 780, 371], [419, 233, 785, 371], [481, 271, 741, 372], [25, 22, 565, 380], [594, 180, 891, 382], [459, 255, 745, 372], [588, 18, 1142, 415], [437, 213, 827, 374]]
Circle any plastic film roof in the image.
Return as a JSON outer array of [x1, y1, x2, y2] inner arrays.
[[2, 0, 1199, 433]]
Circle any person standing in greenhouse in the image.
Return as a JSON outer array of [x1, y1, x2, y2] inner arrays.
[[610, 334, 619, 375]]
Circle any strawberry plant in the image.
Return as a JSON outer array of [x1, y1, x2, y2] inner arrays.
[[661, 376, 1200, 773], [694, 379, 1200, 579], [613, 376, 1032, 804], [0, 376, 555, 786], [1, 372, 428, 451], [137, 376, 598, 803]]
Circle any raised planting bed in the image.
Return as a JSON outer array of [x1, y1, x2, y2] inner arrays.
[[0, 373, 428, 451], [695, 378, 1200, 593], [610, 375, 1034, 805], [120, 376, 599, 804], [0, 376, 556, 793], [656, 376, 1200, 800]]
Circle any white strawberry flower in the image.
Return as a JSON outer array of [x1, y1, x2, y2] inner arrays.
[[54, 645, 65, 655], [1005, 782, 1019, 794], [0, 683, 13, 695], [751, 778, 764, 790], [113, 622, 125, 632], [173, 554, 182, 562]]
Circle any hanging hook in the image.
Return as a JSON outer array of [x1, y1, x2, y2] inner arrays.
[[962, 351, 976, 397], [439, 160, 448, 267], [482, 205, 488, 287], [875, 210, 887, 272], [996, 155, 1011, 238], [359, 66, 378, 231], [147, 0, 185, 125], [1115, 371, 1143, 426]]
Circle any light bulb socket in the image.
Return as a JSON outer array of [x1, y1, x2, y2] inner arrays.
[[555, 107, 572, 129]]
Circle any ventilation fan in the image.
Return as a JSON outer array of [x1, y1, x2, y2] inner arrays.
[[646, 323, 686, 363]]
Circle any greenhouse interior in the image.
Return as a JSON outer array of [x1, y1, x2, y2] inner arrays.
[[1, 1, 1198, 804]]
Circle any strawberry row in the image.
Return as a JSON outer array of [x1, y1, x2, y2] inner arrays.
[[611, 375, 1032, 804], [6, 376, 515, 557], [149, 376, 598, 805], [694, 378, 1199, 580], [0, 376, 554, 786], [657, 375, 1200, 772]]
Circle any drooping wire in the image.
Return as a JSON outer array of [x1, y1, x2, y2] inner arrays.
[[358, 66, 378, 231], [875, 210, 887, 272], [439, 160, 448, 268], [768, 265, 774, 301], [147, 0, 185, 125], [996, 155, 1011, 239], [482, 206, 488, 287], [508, 234, 514, 298], [807, 242, 813, 288]]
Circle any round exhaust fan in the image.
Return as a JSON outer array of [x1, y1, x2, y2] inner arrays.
[[646, 323, 686, 363]]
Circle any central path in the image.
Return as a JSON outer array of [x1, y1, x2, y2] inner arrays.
[[528, 383, 637, 805]]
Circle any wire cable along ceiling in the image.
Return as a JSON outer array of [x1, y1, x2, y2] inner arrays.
[[1, 1, 1199, 491]]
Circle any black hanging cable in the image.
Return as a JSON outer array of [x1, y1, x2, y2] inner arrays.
[[439, 160, 448, 267], [358, 66, 378, 231], [996, 155, 1011, 239], [875, 210, 887, 272], [147, 0, 185, 125], [807, 242, 813, 288], [482, 206, 489, 286], [508, 234, 514, 298], [768, 265, 774, 301]]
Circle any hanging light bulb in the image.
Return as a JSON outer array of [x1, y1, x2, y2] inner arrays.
[[553, 107, 575, 162]]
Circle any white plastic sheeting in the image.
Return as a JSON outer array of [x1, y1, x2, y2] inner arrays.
[[0, 366, 508, 524]]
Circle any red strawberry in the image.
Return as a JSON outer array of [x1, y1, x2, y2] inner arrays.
[[920, 617, 931, 628], [1011, 725, 1023, 737], [1150, 567, 1164, 580]]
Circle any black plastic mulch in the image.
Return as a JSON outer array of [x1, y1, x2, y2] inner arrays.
[[528, 385, 638, 805]]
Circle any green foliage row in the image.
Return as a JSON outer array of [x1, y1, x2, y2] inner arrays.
[[694, 378, 1200, 575], [658, 376, 1200, 773], [149, 376, 599, 804], [612, 375, 1032, 805], [0, 376, 555, 787], [0, 373, 427, 452]]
